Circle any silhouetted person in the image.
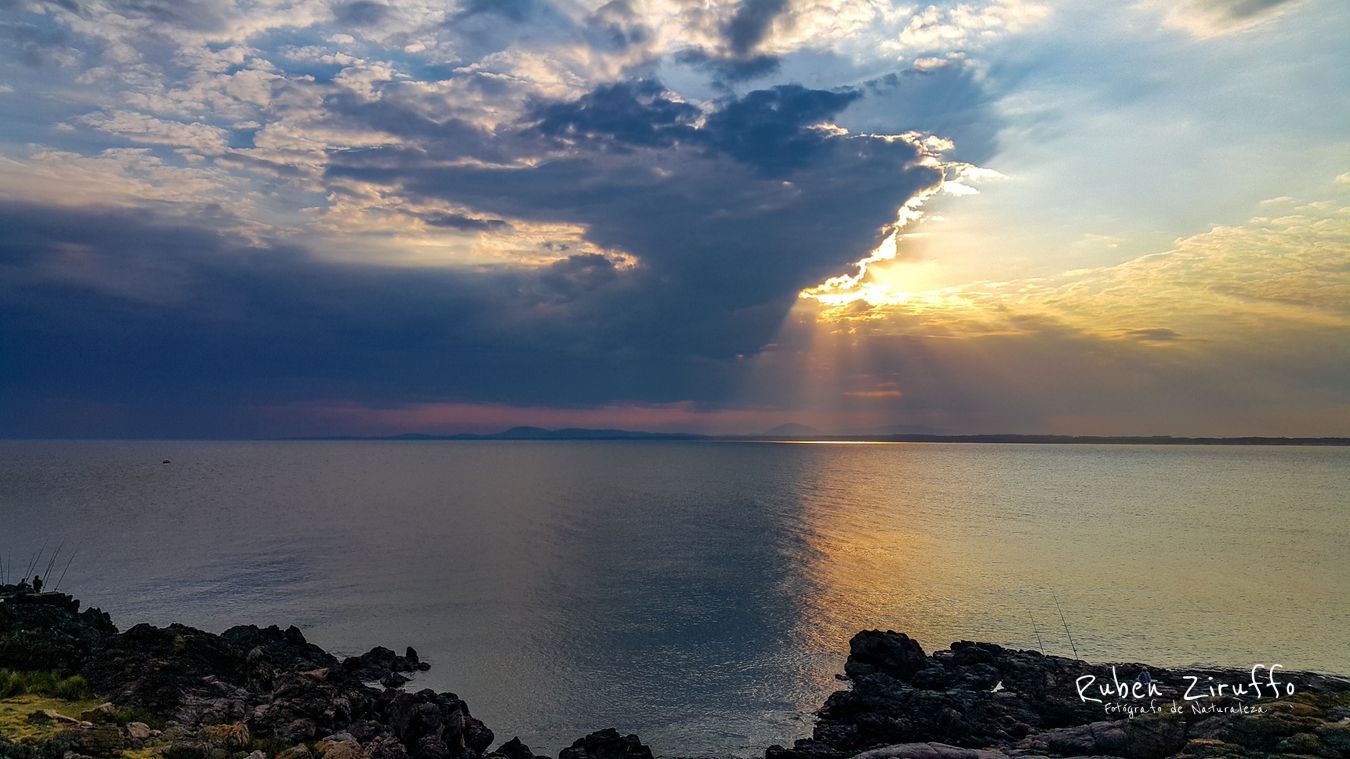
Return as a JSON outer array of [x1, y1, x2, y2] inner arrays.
[[31, 575, 42, 593]]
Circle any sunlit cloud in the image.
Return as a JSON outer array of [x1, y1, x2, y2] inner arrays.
[[800, 136, 1004, 308], [0, 0, 1346, 437], [1140, 0, 1302, 38]]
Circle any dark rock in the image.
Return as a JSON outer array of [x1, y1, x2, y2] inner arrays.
[[488, 737, 536, 759], [347, 717, 389, 743], [415, 736, 452, 759], [558, 728, 655, 759], [317, 738, 365, 759], [9, 591, 1350, 759], [382, 672, 411, 689], [776, 634, 1350, 759], [344, 645, 427, 682], [845, 631, 929, 682], [282, 718, 318, 743], [465, 716, 495, 753], [367, 735, 412, 759], [851, 743, 1008, 759], [161, 738, 221, 759]]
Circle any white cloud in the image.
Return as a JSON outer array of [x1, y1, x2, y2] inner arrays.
[[1139, 0, 1302, 38], [78, 111, 231, 153]]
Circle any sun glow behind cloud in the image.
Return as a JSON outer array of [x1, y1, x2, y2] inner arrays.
[[1, 0, 1347, 437], [799, 136, 1005, 310], [749, 180, 1350, 436]]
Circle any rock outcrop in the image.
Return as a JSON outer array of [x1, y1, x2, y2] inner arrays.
[[768, 630, 1350, 759], [3, 597, 1347, 759]]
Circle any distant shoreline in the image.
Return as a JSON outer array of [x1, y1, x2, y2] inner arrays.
[[286, 430, 1350, 446], [4, 434, 1348, 445]]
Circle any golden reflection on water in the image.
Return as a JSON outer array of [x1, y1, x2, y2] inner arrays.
[[760, 440, 906, 445], [776, 442, 1350, 710]]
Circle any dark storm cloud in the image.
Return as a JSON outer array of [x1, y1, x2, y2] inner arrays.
[[332, 1, 390, 27], [531, 79, 700, 149], [584, 0, 649, 52], [0, 79, 939, 436], [0, 202, 744, 437], [724, 0, 788, 56], [105, 0, 228, 31], [674, 48, 781, 85], [670, 0, 794, 87], [419, 212, 510, 231], [453, 0, 543, 23], [331, 79, 936, 331], [701, 85, 860, 173], [528, 80, 861, 170], [848, 63, 1002, 164]]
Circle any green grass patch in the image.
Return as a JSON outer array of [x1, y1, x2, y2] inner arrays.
[[0, 694, 103, 743], [0, 670, 92, 701]]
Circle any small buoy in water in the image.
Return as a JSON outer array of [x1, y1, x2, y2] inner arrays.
[[162, 459, 171, 464]]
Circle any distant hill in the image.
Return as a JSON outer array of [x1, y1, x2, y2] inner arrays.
[[763, 423, 822, 437], [486, 427, 705, 440], [303, 427, 708, 441], [293, 429, 1350, 445]]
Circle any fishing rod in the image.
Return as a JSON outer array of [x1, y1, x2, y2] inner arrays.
[[42, 540, 66, 585], [54, 551, 77, 593], [23, 540, 47, 582], [1051, 590, 1078, 658], [1027, 609, 1046, 655]]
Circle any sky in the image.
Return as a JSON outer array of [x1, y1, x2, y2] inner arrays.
[[0, 0, 1347, 438]]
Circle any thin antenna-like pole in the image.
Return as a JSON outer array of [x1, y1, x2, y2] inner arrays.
[[54, 551, 77, 592], [1028, 610, 1046, 654], [24, 541, 47, 581], [43, 540, 65, 583], [1052, 590, 1078, 658]]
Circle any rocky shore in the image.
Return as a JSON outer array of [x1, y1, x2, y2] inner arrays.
[[2, 592, 1347, 759]]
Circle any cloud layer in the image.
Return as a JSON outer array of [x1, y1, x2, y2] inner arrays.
[[0, 0, 1345, 436]]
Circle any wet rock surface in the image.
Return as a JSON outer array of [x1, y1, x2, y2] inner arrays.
[[2, 598, 1347, 759], [768, 631, 1350, 759]]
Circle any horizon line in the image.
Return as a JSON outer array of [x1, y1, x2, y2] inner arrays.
[[2, 429, 1349, 445]]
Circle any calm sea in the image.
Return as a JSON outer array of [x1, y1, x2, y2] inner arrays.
[[1, 441, 1347, 756]]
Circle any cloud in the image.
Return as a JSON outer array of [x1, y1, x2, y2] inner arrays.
[[724, 0, 789, 56], [331, 79, 938, 315], [107, 0, 229, 29], [1147, 0, 1301, 37], [781, 196, 1350, 434], [331, 1, 389, 27], [78, 111, 231, 153], [455, 0, 540, 23], [1121, 328, 1184, 342], [530, 79, 701, 149], [0, 70, 943, 436], [0, 201, 706, 434], [419, 211, 510, 231], [13, 0, 1337, 438]]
